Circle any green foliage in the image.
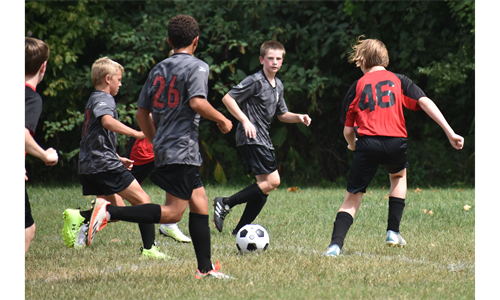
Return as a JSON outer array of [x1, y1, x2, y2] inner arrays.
[[25, 0, 474, 187]]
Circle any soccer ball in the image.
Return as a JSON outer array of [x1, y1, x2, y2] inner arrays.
[[235, 224, 269, 254]]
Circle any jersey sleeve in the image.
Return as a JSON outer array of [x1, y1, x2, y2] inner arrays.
[[25, 92, 43, 134], [228, 76, 257, 104], [187, 62, 209, 100], [396, 73, 424, 111], [93, 96, 116, 119], [275, 80, 288, 115], [137, 73, 154, 111], [340, 80, 358, 126]]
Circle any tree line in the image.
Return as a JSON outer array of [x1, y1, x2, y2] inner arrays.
[[25, 0, 475, 187]]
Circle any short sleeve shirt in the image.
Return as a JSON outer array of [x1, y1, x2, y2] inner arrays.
[[228, 70, 288, 149], [137, 53, 209, 167], [78, 91, 122, 174], [340, 70, 424, 138], [25, 84, 42, 135]]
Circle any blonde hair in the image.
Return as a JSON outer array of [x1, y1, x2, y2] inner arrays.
[[25, 37, 50, 76], [260, 40, 286, 58], [348, 35, 389, 69], [91, 57, 124, 87]]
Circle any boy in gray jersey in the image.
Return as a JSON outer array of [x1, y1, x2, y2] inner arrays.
[[213, 41, 312, 235], [135, 14, 233, 279], [61, 57, 167, 259]]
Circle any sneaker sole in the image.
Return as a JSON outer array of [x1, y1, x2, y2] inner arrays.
[[159, 229, 192, 243], [386, 242, 406, 248]]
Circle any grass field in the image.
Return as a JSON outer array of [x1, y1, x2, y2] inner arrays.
[[24, 183, 475, 299]]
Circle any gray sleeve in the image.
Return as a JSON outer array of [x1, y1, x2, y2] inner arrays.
[[228, 76, 257, 104], [93, 97, 116, 119], [187, 62, 209, 100], [276, 86, 288, 115]]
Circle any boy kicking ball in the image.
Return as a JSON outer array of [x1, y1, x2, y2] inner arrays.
[[322, 35, 464, 257], [213, 40, 312, 235]]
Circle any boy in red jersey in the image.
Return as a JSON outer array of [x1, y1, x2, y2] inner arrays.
[[25, 37, 58, 254], [322, 35, 464, 257]]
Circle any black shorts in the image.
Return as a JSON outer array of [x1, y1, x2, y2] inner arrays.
[[238, 144, 278, 176], [347, 136, 409, 194], [150, 164, 203, 200], [130, 161, 155, 184], [25, 189, 34, 229], [79, 166, 136, 196]]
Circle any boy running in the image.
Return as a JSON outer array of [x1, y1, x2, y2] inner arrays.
[[61, 57, 167, 259], [213, 40, 312, 235], [25, 37, 58, 254], [322, 35, 464, 257], [77, 14, 234, 279]]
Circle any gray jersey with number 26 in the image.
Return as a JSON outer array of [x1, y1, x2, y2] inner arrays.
[[137, 53, 209, 167]]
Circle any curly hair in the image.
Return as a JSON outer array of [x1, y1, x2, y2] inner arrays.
[[348, 35, 389, 69], [167, 15, 199, 49]]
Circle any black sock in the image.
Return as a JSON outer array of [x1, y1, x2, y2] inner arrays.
[[232, 193, 268, 235], [80, 210, 91, 223], [329, 211, 354, 250], [189, 212, 212, 273], [106, 203, 162, 224], [138, 223, 155, 249], [224, 183, 262, 208], [387, 197, 405, 232]]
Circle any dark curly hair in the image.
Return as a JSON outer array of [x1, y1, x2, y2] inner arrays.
[[167, 15, 199, 49]]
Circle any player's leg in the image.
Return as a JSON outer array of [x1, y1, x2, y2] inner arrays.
[[25, 189, 36, 254], [383, 137, 409, 247], [25, 224, 36, 255], [323, 137, 378, 257], [385, 168, 407, 247], [213, 145, 275, 233]]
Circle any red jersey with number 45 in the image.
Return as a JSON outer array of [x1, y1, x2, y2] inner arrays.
[[340, 70, 425, 138]]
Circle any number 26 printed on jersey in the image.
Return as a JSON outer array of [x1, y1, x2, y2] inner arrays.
[[153, 75, 179, 108]]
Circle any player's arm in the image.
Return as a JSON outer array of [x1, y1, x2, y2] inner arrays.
[[136, 107, 155, 143], [116, 153, 134, 171], [344, 126, 356, 151], [190, 96, 232, 134], [277, 112, 312, 126], [25, 128, 58, 165], [417, 97, 464, 150], [221, 93, 255, 138], [101, 115, 145, 139]]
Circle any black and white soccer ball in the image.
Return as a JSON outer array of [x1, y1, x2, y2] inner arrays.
[[235, 224, 269, 254]]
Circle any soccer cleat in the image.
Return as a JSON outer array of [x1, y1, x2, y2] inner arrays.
[[62, 208, 85, 248], [194, 261, 235, 280], [386, 230, 407, 247], [74, 223, 88, 248], [322, 244, 341, 257], [213, 197, 230, 232], [140, 242, 171, 259], [85, 198, 110, 246], [159, 224, 192, 243]]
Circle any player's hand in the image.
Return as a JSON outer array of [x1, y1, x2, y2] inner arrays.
[[25, 168, 28, 181], [217, 118, 233, 134], [120, 157, 134, 170], [300, 114, 312, 126], [449, 133, 464, 150], [242, 120, 257, 139], [43, 148, 58, 166], [135, 131, 146, 140], [347, 143, 355, 151]]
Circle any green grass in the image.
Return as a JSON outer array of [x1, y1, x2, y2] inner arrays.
[[25, 183, 475, 299]]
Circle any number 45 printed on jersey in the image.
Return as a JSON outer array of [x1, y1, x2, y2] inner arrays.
[[153, 75, 179, 108]]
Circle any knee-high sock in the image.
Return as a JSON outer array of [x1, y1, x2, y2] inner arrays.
[[189, 212, 212, 273], [329, 211, 354, 250], [224, 183, 262, 208], [138, 223, 155, 250], [232, 192, 268, 235], [106, 203, 162, 224], [387, 197, 405, 232]]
